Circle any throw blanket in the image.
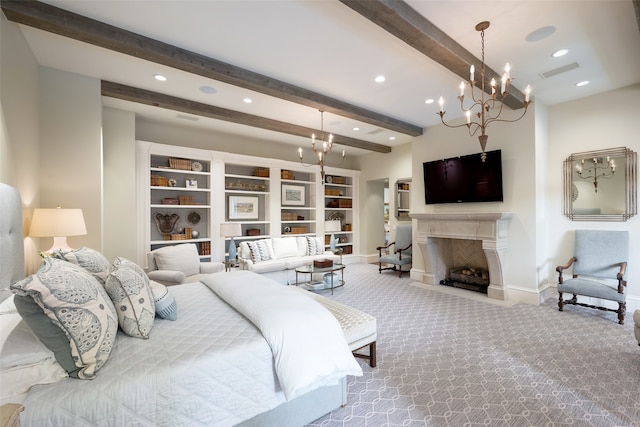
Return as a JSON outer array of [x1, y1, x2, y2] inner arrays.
[[201, 271, 362, 400]]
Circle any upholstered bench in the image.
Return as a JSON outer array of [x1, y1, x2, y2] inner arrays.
[[292, 288, 377, 367]]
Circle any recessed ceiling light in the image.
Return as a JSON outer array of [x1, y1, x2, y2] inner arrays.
[[153, 74, 167, 81], [425, 98, 435, 104], [353, 127, 360, 131], [389, 136, 396, 141], [552, 49, 569, 58], [375, 75, 386, 83], [243, 98, 253, 103], [199, 85, 217, 94], [576, 80, 590, 87]]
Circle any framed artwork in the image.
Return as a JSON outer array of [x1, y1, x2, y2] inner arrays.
[[229, 196, 259, 219], [282, 184, 305, 206], [186, 178, 198, 189]]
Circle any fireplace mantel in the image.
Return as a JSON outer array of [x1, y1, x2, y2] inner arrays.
[[411, 212, 513, 300]]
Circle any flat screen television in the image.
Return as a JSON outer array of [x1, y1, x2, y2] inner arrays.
[[423, 149, 503, 204]]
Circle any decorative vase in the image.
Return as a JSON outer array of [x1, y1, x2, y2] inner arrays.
[[323, 272, 340, 286]]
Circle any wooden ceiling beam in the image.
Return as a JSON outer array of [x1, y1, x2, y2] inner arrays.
[[101, 81, 392, 154], [339, 0, 527, 109], [1, 0, 422, 139]]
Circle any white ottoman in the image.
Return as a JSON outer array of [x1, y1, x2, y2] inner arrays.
[[292, 288, 377, 367]]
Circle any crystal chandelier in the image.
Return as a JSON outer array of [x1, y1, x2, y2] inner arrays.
[[576, 156, 616, 193], [438, 21, 532, 162], [298, 110, 345, 182]]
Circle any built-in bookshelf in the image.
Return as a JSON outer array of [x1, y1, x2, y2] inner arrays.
[[396, 178, 411, 220], [137, 141, 360, 266]]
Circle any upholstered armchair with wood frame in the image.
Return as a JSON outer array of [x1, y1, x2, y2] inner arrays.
[[377, 223, 412, 277], [556, 230, 629, 325]]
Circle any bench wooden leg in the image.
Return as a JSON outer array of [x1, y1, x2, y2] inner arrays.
[[352, 341, 377, 368]]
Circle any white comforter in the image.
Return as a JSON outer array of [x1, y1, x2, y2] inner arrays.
[[202, 271, 363, 400]]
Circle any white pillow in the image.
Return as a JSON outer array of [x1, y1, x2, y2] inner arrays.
[[296, 237, 308, 257], [1, 311, 53, 370], [149, 280, 177, 321], [306, 236, 325, 255], [153, 244, 200, 277], [247, 240, 274, 263], [238, 241, 251, 260], [271, 237, 299, 259], [105, 258, 155, 339]]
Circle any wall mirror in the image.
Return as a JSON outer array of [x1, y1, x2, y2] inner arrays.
[[563, 147, 637, 221]]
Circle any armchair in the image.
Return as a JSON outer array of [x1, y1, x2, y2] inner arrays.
[[377, 224, 412, 277], [556, 230, 629, 324], [146, 243, 223, 286]]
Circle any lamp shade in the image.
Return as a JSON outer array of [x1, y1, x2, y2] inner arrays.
[[29, 208, 87, 253], [220, 222, 242, 237], [324, 220, 341, 233], [30, 208, 87, 237]]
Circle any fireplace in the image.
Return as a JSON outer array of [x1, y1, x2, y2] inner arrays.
[[411, 213, 513, 300]]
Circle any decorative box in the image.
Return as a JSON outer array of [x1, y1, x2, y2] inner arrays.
[[246, 228, 261, 236], [314, 259, 333, 268], [281, 170, 295, 180], [343, 223, 352, 231], [290, 227, 307, 234], [325, 189, 340, 196], [338, 199, 352, 208], [151, 175, 169, 187], [281, 212, 297, 221], [178, 195, 193, 205], [161, 198, 180, 205]]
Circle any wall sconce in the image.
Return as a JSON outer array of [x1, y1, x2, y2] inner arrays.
[[29, 207, 87, 253]]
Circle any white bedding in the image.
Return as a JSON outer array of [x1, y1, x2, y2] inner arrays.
[[19, 280, 288, 427], [202, 271, 362, 400]]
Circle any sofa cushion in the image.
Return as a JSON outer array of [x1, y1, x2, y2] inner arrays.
[[247, 258, 289, 274], [295, 237, 308, 257], [271, 237, 300, 259]]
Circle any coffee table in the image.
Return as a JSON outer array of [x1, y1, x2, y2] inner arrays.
[[295, 263, 345, 295]]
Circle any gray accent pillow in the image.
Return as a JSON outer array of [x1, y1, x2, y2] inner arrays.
[[11, 258, 118, 379], [13, 294, 81, 378], [52, 247, 111, 284], [247, 240, 274, 263], [105, 257, 155, 338], [149, 280, 177, 321], [306, 236, 324, 255]]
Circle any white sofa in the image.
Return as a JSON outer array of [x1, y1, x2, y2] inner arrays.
[[238, 236, 339, 285]]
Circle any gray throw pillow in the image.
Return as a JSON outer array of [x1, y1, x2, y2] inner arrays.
[[149, 280, 177, 321], [13, 294, 81, 378], [52, 247, 111, 284]]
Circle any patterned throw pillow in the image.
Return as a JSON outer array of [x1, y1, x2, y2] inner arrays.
[[52, 247, 111, 284], [10, 258, 118, 379], [148, 280, 177, 321], [306, 236, 325, 255], [247, 240, 274, 263], [105, 257, 155, 339]]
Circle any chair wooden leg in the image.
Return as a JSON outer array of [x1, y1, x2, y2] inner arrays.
[[618, 302, 626, 325], [558, 292, 564, 311]]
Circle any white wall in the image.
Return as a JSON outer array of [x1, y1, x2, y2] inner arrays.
[[354, 142, 412, 256], [411, 107, 539, 303], [547, 84, 640, 310], [39, 67, 103, 253], [103, 107, 137, 261], [0, 13, 41, 273]]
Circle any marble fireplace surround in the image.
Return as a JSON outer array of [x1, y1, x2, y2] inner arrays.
[[411, 213, 513, 300]]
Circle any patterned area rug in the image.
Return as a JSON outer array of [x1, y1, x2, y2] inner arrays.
[[307, 263, 640, 427]]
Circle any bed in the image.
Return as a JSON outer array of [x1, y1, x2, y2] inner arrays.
[[0, 183, 362, 426]]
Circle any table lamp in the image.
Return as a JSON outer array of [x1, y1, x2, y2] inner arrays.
[[220, 222, 242, 261], [29, 207, 87, 253], [325, 220, 341, 252]]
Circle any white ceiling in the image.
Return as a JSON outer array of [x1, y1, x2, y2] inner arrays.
[[13, 0, 640, 156]]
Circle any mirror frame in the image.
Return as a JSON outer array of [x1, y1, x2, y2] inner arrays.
[[563, 147, 637, 221]]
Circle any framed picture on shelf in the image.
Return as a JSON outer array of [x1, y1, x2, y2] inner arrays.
[[282, 184, 305, 206], [186, 178, 198, 189], [229, 196, 259, 220]]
